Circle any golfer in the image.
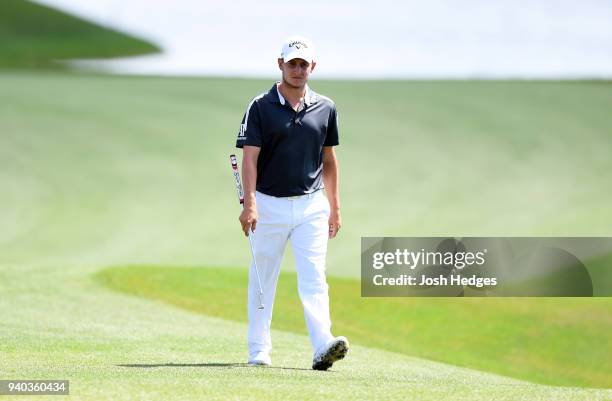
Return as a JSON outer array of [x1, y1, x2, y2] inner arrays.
[[235, 36, 349, 370]]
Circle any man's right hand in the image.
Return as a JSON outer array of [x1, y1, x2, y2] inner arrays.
[[239, 207, 258, 236]]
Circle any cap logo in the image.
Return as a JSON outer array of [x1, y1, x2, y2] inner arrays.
[[289, 41, 308, 50]]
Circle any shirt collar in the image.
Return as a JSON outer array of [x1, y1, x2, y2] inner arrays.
[[271, 82, 317, 106]]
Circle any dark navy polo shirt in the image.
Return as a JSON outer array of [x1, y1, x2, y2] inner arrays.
[[235, 83, 339, 197]]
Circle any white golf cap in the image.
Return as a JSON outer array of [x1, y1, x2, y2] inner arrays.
[[280, 36, 315, 63]]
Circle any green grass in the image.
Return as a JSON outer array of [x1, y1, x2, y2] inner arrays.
[[1, 72, 612, 399], [95, 265, 612, 389], [1, 74, 612, 273], [0, 0, 159, 68]]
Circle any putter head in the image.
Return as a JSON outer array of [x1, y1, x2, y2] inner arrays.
[[258, 304, 265, 310]]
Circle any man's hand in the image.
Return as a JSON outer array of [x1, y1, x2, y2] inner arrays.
[[239, 206, 258, 236], [322, 146, 340, 239], [328, 209, 341, 239]]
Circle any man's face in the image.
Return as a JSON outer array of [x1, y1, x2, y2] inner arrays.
[[278, 58, 316, 89]]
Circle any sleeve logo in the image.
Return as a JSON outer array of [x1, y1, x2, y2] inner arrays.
[[237, 123, 246, 139]]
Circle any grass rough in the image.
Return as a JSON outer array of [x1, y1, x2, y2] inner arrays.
[[0, 0, 159, 68]]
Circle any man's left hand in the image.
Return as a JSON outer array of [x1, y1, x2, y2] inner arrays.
[[328, 209, 341, 239]]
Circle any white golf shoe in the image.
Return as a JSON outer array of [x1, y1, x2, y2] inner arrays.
[[312, 336, 349, 371], [248, 352, 271, 367]]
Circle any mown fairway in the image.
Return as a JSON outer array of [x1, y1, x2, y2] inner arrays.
[[96, 265, 612, 388], [1, 71, 611, 400]]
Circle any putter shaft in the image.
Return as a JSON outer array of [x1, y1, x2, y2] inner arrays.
[[230, 154, 265, 311], [248, 230, 265, 310]]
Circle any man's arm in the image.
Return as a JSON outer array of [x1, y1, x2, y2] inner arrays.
[[239, 145, 260, 236], [322, 146, 341, 239]]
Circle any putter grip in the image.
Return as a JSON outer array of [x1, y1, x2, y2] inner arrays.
[[230, 154, 244, 204]]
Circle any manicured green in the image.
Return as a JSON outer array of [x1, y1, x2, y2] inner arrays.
[[1, 72, 611, 399], [0, 0, 159, 68], [96, 265, 612, 388]]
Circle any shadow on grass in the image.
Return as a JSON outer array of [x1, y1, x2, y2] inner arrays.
[[117, 362, 316, 372]]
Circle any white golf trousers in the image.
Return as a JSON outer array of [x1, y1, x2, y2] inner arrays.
[[248, 189, 334, 359]]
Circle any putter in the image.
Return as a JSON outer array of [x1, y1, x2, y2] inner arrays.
[[230, 154, 265, 310]]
